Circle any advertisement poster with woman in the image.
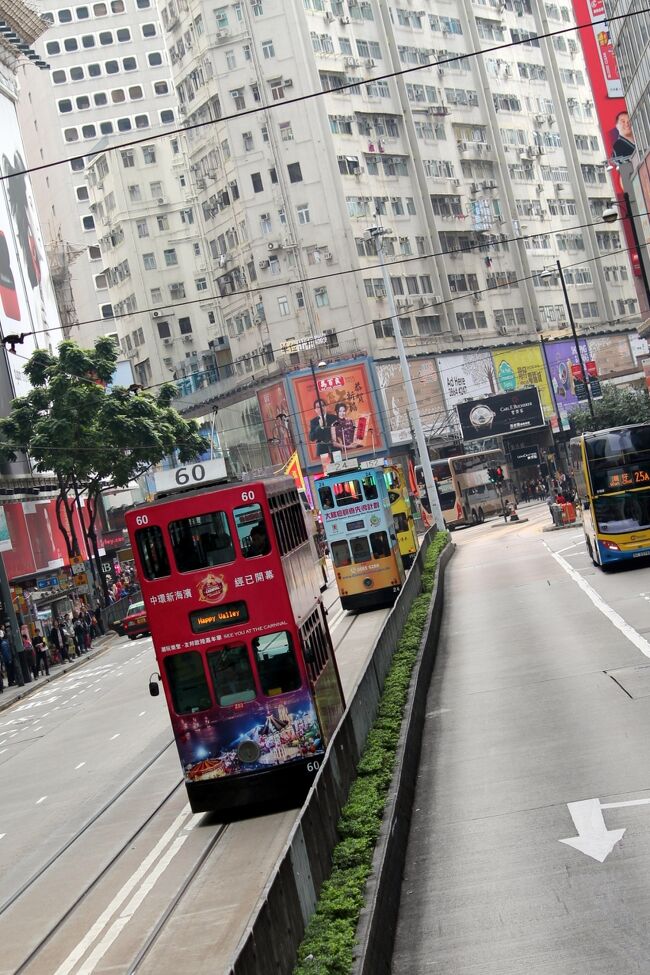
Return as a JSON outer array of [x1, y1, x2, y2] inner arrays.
[[288, 359, 385, 470]]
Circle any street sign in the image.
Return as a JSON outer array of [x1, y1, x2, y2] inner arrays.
[[153, 457, 227, 494], [573, 380, 589, 402], [589, 378, 603, 399]]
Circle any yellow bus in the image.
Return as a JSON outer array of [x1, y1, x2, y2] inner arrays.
[[570, 424, 650, 568], [384, 465, 419, 568]]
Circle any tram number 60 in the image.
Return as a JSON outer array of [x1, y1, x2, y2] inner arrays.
[[307, 761, 320, 773], [175, 464, 207, 486], [241, 490, 256, 502]]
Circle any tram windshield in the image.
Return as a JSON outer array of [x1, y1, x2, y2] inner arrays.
[[253, 631, 301, 696]]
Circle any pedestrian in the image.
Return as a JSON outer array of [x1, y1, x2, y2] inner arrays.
[[73, 614, 86, 655], [0, 627, 14, 686], [22, 633, 37, 680], [50, 618, 70, 663], [93, 600, 105, 636], [33, 628, 49, 677]]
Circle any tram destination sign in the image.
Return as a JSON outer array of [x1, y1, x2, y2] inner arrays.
[[456, 388, 545, 442], [190, 600, 249, 633]]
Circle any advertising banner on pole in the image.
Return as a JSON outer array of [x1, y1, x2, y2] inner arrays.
[[542, 337, 591, 429]]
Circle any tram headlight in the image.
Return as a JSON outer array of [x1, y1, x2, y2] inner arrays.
[[363, 577, 373, 589], [238, 739, 261, 764]]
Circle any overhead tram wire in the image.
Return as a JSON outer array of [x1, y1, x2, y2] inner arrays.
[[1, 5, 649, 183], [12, 206, 650, 344]]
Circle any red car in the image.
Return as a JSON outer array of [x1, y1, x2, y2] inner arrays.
[[117, 599, 149, 639]]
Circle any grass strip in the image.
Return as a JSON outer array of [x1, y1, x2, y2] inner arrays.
[[294, 532, 450, 975]]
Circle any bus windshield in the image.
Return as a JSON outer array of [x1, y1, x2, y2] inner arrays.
[[594, 492, 650, 534], [429, 462, 457, 511], [586, 427, 650, 495]]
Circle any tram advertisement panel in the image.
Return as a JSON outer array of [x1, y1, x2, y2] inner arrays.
[[289, 358, 385, 470]]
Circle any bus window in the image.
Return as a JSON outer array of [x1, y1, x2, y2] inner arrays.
[[334, 480, 363, 506], [234, 503, 270, 557], [207, 645, 257, 706], [253, 631, 301, 696], [331, 539, 351, 567], [169, 511, 235, 572], [394, 512, 409, 534], [319, 485, 335, 510], [136, 525, 171, 579], [370, 531, 390, 558], [350, 535, 372, 563], [361, 475, 378, 501], [164, 652, 212, 714]]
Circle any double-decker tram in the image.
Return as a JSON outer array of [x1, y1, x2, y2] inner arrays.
[[384, 464, 419, 568], [317, 461, 405, 611], [126, 476, 345, 815]]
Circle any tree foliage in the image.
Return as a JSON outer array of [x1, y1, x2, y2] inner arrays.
[[0, 337, 206, 579], [570, 382, 650, 434]]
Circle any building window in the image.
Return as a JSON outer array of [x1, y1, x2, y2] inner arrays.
[[270, 78, 285, 100], [157, 320, 171, 339], [88, 245, 101, 260], [148, 52, 163, 66], [279, 121, 293, 141], [75, 186, 90, 202], [231, 89, 246, 111], [251, 172, 263, 193], [82, 215, 95, 231], [315, 287, 329, 307], [243, 131, 254, 151], [121, 149, 135, 167], [179, 317, 192, 334], [260, 213, 272, 234], [142, 146, 156, 164], [151, 287, 162, 303], [196, 277, 207, 291], [142, 22, 156, 36], [136, 219, 149, 238], [287, 162, 303, 183], [164, 248, 178, 266], [143, 253, 157, 270], [278, 295, 289, 316], [154, 80, 169, 95], [128, 184, 142, 201], [262, 39, 275, 58], [150, 180, 163, 198], [297, 203, 310, 224], [157, 215, 169, 231], [252, 0, 263, 14]]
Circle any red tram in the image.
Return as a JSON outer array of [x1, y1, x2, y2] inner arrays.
[[126, 477, 345, 814]]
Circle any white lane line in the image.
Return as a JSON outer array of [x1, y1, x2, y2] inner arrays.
[[77, 835, 188, 975], [0, 749, 6, 755], [545, 543, 650, 659], [54, 808, 192, 975], [35, 796, 47, 805], [109, 733, 120, 740], [138, 711, 146, 717], [75, 762, 86, 770], [0, 833, 5, 840]]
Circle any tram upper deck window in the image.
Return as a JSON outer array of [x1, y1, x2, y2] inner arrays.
[[135, 524, 171, 579], [370, 531, 390, 558], [350, 536, 372, 563], [164, 652, 212, 714], [319, 485, 334, 510], [334, 480, 363, 506], [207, 645, 256, 706], [169, 511, 235, 572], [234, 503, 270, 557], [253, 630, 301, 696], [361, 475, 378, 500], [331, 539, 351, 567]]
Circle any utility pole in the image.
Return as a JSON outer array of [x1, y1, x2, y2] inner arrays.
[[368, 226, 445, 531]]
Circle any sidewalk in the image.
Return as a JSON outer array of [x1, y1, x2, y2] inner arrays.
[[0, 630, 120, 713]]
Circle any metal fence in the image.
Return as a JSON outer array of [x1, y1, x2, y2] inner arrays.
[[101, 590, 141, 633]]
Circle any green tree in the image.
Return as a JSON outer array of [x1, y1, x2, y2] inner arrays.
[[570, 382, 650, 434], [0, 337, 206, 598]]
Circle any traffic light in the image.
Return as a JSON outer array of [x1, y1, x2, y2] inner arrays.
[[488, 466, 505, 484]]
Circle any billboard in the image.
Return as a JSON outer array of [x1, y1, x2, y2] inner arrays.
[[375, 357, 449, 444], [492, 346, 554, 418], [510, 446, 541, 469], [288, 358, 385, 470], [572, 0, 640, 293], [256, 380, 293, 465], [0, 506, 11, 552], [0, 96, 61, 400], [456, 388, 545, 442], [542, 338, 591, 428], [437, 351, 497, 410]]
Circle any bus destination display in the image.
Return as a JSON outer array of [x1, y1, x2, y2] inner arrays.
[[605, 465, 650, 492], [190, 601, 249, 633]]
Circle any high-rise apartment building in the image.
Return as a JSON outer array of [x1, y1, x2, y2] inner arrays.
[[130, 0, 638, 412], [15, 0, 182, 342]]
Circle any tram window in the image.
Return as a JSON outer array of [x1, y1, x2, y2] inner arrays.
[[385, 469, 400, 491], [164, 652, 212, 714], [370, 531, 391, 558], [135, 525, 170, 579], [207, 645, 256, 706], [318, 486, 334, 510], [361, 475, 378, 501], [333, 480, 363, 506], [235, 503, 270, 557], [350, 536, 372, 563], [331, 540, 351, 567], [394, 513, 409, 534], [253, 631, 301, 696], [169, 511, 234, 572]]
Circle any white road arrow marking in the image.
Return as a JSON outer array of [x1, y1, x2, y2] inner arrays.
[[560, 798, 626, 862]]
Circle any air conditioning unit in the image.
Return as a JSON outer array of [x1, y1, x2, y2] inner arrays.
[[216, 27, 230, 37], [283, 78, 293, 87], [182, 334, 193, 343], [352, 165, 364, 176], [450, 177, 460, 186], [162, 336, 173, 345], [325, 9, 335, 20], [258, 259, 270, 269], [323, 250, 333, 261], [365, 58, 375, 67], [157, 197, 166, 205], [340, 15, 350, 23], [470, 182, 479, 194], [375, 286, 386, 298], [457, 141, 468, 151], [196, 178, 206, 188], [179, 105, 187, 115], [497, 324, 508, 335], [429, 105, 449, 116], [152, 310, 162, 318], [267, 241, 280, 250], [344, 56, 357, 67]]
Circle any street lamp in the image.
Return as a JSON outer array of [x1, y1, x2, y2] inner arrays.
[[366, 226, 445, 531], [601, 197, 650, 310], [540, 260, 595, 418], [309, 358, 327, 428]]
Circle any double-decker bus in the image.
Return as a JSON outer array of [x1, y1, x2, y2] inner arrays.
[[570, 423, 650, 567], [126, 476, 344, 814], [317, 462, 405, 611], [384, 464, 419, 568], [417, 449, 517, 527]]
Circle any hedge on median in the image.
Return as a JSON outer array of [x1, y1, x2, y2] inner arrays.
[[294, 531, 450, 975]]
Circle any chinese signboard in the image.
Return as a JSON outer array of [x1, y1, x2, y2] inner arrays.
[[456, 388, 545, 442]]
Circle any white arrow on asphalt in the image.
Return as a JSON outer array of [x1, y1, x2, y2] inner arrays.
[[559, 797, 643, 862]]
